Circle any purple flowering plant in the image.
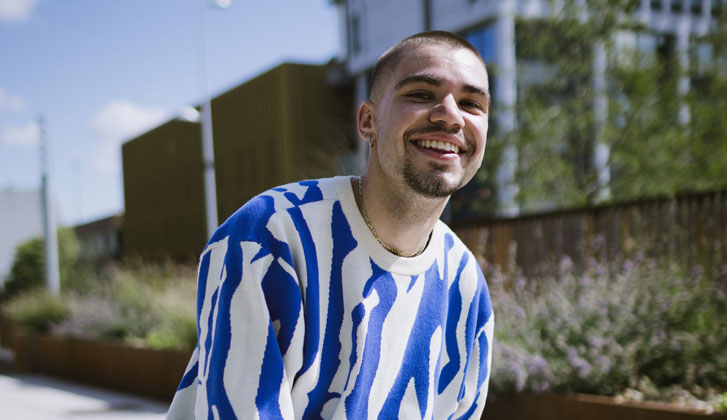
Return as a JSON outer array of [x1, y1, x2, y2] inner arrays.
[[487, 254, 727, 403]]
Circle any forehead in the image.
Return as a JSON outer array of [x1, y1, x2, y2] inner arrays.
[[387, 43, 489, 91]]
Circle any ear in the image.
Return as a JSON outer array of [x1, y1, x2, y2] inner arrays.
[[357, 100, 375, 141]]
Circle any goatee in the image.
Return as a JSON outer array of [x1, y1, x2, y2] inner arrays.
[[402, 160, 461, 198]]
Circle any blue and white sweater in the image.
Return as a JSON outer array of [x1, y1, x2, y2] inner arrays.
[[167, 176, 494, 420]]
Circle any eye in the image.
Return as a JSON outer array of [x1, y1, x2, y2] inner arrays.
[[405, 91, 434, 101], [460, 99, 484, 112]]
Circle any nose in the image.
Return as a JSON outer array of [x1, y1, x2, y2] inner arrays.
[[429, 94, 465, 129]]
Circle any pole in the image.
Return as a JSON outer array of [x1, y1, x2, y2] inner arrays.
[[39, 114, 61, 294], [198, 0, 219, 238]]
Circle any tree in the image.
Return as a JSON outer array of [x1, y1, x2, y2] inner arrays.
[[1, 228, 80, 300], [457, 0, 727, 217]]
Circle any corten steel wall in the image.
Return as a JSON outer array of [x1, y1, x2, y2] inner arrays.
[[122, 63, 354, 260], [122, 120, 207, 260], [212, 63, 354, 221], [452, 189, 727, 276]]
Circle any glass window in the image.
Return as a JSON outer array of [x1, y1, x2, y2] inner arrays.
[[462, 23, 497, 64], [650, 0, 663, 11], [670, 0, 683, 13], [693, 41, 714, 73], [713, 0, 725, 16], [350, 15, 361, 54], [690, 0, 702, 15]]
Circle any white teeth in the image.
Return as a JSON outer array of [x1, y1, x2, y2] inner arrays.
[[416, 139, 460, 153]]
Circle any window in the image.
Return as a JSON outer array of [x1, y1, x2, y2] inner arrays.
[[670, 0, 683, 13], [650, 0, 663, 11], [712, 0, 725, 17], [462, 23, 497, 64], [690, 0, 702, 15], [350, 15, 361, 55]]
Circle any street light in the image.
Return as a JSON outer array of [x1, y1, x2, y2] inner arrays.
[[197, 0, 230, 239], [38, 114, 61, 294]]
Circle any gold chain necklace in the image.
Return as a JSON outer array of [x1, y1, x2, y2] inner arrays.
[[357, 176, 428, 258]]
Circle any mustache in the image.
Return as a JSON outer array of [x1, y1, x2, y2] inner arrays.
[[403, 124, 473, 152], [405, 124, 460, 136]]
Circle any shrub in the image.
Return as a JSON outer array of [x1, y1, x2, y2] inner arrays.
[[488, 256, 727, 399], [1, 228, 80, 300], [3, 288, 70, 332], [3, 259, 198, 351], [52, 261, 198, 351]]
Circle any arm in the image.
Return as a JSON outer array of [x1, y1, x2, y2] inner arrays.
[[453, 268, 495, 420], [167, 234, 303, 420]]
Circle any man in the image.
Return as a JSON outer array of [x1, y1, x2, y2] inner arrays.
[[167, 30, 494, 420]]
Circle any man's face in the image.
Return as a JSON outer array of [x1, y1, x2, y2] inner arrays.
[[368, 43, 490, 198]]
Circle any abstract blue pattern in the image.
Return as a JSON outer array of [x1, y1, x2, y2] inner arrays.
[[166, 177, 494, 420]]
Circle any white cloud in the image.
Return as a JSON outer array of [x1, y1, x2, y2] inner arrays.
[[90, 100, 168, 173], [0, 120, 39, 147], [0, 87, 27, 111], [0, 0, 39, 22]]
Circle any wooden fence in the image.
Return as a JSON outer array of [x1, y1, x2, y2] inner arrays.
[[452, 189, 727, 276]]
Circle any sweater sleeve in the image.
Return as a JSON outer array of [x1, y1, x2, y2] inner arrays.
[[453, 268, 495, 420], [167, 234, 304, 420]]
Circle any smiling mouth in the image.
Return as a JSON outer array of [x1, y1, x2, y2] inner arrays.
[[414, 139, 461, 154]]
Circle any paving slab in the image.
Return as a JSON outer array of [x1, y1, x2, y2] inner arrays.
[[0, 373, 169, 419]]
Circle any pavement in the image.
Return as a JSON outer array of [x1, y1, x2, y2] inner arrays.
[[0, 372, 170, 419]]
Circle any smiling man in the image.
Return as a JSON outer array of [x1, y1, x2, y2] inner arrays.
[[167, 31, 494, 420]]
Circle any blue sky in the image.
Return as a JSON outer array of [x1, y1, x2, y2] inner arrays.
[[0, 0, 340, 226]]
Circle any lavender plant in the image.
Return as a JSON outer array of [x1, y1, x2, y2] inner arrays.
[[34, 261, 198, 351], [488, 254, 727, 401]]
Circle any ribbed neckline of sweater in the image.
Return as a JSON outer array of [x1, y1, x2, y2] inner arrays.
[[333, 176, 442, 276]]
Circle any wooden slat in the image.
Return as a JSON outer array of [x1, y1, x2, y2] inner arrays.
[[453, 190, 727, 275]]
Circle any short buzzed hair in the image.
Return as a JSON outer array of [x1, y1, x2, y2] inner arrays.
[[369, 31, 486, 101]]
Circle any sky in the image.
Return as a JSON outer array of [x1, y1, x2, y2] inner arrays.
[[0, 0, 341, 226]]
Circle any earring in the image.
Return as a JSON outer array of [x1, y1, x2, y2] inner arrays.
[[368, 135, 374, 148]]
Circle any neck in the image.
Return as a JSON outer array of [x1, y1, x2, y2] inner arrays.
[[354, 173, 448, 257]]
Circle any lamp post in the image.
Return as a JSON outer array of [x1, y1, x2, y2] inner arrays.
[[38, 114, 61, 295], [197, 0, 230, 238]]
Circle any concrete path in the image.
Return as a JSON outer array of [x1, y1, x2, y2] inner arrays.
[[0, 373, 169, 419]]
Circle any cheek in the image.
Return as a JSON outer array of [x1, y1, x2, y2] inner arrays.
[[476, 121, 489, 147]]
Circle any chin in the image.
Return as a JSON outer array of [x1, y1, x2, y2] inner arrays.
[[403, 163, 464, 198]]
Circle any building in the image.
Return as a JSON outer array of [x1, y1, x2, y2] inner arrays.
[[333, 0, 725, 215], [0, 189, 43, 288], [73, 214, 123, 264], [122, 62, 354, 260]]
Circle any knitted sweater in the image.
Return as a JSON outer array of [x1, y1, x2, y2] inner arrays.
[[166, 176, 494, 420]]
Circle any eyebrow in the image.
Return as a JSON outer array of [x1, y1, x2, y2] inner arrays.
[[394, 73, 491, 102]]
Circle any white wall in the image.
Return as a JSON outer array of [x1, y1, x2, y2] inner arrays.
[[0, 190, 43, 287]]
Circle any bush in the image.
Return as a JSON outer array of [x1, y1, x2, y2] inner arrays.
[[3, 259, 198, 351], [52, 261, 198, 351], [1, 228, 80, 300], [3, 288, 70, 332], [488, 256, 727, 400]]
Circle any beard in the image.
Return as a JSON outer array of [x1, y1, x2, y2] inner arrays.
[[402, 159, 462, 198], [399, 125, 471, 198]]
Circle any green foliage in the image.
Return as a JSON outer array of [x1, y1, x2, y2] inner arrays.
[[3, 288, 70, 332], [489, 256, 727, 402], [475, 1, 727, 214], [52, 261, 198, 351], [1, 228, 80, 300], [2, 260, 198, 351]]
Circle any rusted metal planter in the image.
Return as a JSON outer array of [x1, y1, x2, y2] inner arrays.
[[483, 392, 726, 420], [10, 328, 190, 402], [0, 315, 14, 349], [6, 326, 726, 417]]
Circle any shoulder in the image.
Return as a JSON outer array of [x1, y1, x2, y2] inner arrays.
[[435, 220, 488, 287], [434, 220, 477, 262], [206, 177, 342, 250]]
